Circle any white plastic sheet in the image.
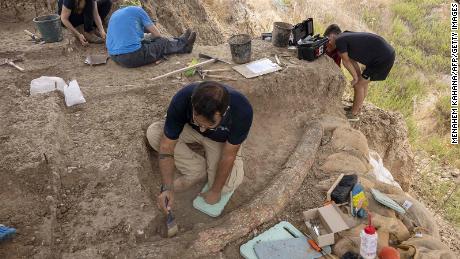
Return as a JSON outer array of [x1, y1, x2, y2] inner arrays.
[[30, 76, 66, 95], [369, 150, 402, 189], [64, 80, 86, 107]]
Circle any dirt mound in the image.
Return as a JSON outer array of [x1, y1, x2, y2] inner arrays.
[[351, 103, 415, 191], [0, 19, 346, 257]]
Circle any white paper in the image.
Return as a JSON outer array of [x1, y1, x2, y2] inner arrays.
[[402, 200, 413, 210], [246, 58, 279, 74]]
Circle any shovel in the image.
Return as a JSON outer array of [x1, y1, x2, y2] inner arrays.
[[0, 58, 25, 72]]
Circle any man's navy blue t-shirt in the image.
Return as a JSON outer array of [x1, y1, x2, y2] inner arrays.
[[335, 32, 394, 66], [164, 83, 253, 145]]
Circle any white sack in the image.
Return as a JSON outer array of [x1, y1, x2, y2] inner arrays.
[[369, 150, 402, 189], [30, 76, 66, 95], [64, 80, 86, 107]]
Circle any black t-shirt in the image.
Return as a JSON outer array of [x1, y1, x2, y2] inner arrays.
[[335, 32, 395, 66], [164, 83, 253, 145], [58, 0, 89, 14]]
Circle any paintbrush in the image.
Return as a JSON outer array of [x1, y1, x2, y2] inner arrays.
[[165, 197, 178, 237]]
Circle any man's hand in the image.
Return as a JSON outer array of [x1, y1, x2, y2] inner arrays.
[[78, 33, 89, 46], [200, 189, 221, 205], [99, 30, 106, 40], [157, 190, 174, 214]]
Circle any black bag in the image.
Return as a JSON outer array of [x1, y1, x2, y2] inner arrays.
[[330, 174, 358, 204], [290, 18, 314, 46], [297, 35, 329, 61]]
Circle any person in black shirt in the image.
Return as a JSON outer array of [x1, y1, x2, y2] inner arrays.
[[324, 24, 395, 121], [58, 0, 115, 45], [146, 82, 253, 212]]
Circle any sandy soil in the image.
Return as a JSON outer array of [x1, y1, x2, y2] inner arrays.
[[0, 20, 347, 258]]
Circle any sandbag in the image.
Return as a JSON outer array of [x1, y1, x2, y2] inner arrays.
[[388, 194, 439, 238], [372, 214, 410, 242], [30, 76, 66, 95], [64, 80, 86, 107], [398, 235, 457, 259], [320, 152, 369, 174], [331, 127, 369, 159]]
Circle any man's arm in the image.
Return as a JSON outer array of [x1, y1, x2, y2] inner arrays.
[[351, 60, 361, 78], [157, 134, 177, 213], [145, 24, 162, 38], [339, 52, 359, 85], [202, 142, 240, 204], [60, 6, 89, 46], [92, 1, 106, 39]]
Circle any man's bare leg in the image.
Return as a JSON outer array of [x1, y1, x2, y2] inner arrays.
[[351, 79, 370, 115]]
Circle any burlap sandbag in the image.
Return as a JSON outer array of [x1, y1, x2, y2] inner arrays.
[[398, 235, 457, 259], [333, 224, 390, 257], [388, 194, 440, 238], [372, 213, 410, 242], [320, 152, 369, 174]]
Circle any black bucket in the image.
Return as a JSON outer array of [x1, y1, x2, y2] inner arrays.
[[228, 34, 252, 64], [33, 14, 63, 43], [272, 22, 293, 48]]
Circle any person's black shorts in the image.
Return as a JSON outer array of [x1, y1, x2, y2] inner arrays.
[[362, 51, 395, 81]]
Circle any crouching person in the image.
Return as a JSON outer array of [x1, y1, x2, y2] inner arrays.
[[146, 82, 253, 212], [106, 6, 196, 68], [58, 0, 114, 45]]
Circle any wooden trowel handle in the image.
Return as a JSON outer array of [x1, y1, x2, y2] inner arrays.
[[8, 61, 25, 72], [24, 30, 36, 37]]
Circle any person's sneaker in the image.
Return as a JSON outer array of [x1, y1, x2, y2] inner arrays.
[[346, 111, 360, 122], [83, 31, 104, 44], [343, 105, 352, 112], [179, 28, 192, 41], [183, 31, 197, 53]]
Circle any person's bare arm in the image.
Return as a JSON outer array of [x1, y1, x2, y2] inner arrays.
[[92, 0, 106, 39], [340, 52, 359, 85], [156, 135, 177, 213], [351, 60, 362, 79], [201, 142, 240, 204], [145, 24, 162, 38], [60, 6, 88, 45]]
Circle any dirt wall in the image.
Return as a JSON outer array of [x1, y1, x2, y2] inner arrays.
[[352, 103, 416, 191]]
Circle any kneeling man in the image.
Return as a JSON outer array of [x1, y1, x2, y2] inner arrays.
[[146, 82, 253, 212], [106, 6, 196, 68]]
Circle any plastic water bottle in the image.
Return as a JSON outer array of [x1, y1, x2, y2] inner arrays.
[[360, 214, 378, 259]]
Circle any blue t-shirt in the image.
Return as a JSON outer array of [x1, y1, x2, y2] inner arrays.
[[106, 6, 154, 55], [164, 84, 253, 145]]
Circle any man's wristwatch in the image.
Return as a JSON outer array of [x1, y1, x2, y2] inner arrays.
[[160, 184, 173, 193]]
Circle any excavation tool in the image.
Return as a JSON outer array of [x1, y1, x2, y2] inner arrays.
[[165, 197, 178, 237], [24, 30, 45, 44], [197, 68, 235, 81], [305, 232, 332, 258], [150, 53, 229, 81], [0, 58, 25, 72], [198, 53, 232, 64]]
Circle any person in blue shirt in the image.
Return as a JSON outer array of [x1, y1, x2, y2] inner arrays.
[[106, 6, 196, 68], [58, 0, 114, 45], [146, 82, 253, 212]]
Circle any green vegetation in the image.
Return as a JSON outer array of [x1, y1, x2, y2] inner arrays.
[[351, 0, 459, 226]]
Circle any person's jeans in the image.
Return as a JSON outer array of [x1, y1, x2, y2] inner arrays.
[[110, 36, 188, 68]]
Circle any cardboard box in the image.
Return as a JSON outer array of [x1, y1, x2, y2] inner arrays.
[[303, 204, 351, 247]]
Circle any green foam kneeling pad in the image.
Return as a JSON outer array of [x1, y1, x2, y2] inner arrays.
[[193, 183, 234, 217]]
